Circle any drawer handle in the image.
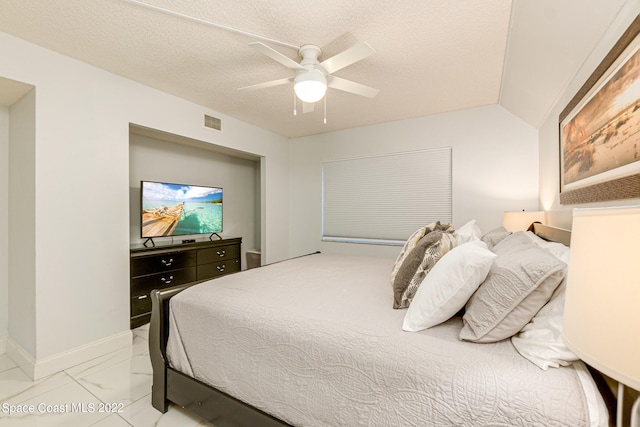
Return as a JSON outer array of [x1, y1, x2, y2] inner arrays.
[[217, 265, 226, 272], [161, 258, 173, 266], [216, 250, 226, 257], [137, 295, 148, 300], [160, 275, 174, 284]]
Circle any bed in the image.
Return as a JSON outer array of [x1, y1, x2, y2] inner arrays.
[[149, 223, 613, 426]]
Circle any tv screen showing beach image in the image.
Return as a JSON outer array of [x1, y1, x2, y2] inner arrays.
[[141, 181, 223, 238]]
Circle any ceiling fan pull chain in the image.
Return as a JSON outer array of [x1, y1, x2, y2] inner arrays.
[[293, 90, 297, 116], [323, 94, 327, 124]]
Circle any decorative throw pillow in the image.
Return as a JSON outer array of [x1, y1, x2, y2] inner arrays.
[[459, 232, 566, 343], [402, 240, 496, 332], [480, 226, 511, 250], [454, 219, 482, 245], [392, 223, 456, 309], [390, 224, 433, 285]]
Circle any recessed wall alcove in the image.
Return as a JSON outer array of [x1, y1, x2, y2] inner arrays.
[[128, 125, 261, 268], [1, 76, 36, 354]]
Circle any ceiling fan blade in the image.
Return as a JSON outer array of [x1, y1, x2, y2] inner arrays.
[[302, 102, 315, 114], [320, 42, 375, 74], [238, 77, 293, 91], [327, 76, 379, 98], [249, 42, 306, 71]]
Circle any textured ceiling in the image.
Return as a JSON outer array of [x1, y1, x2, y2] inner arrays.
[[0, 0, 629, 138]]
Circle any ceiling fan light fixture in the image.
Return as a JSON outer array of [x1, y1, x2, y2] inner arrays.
[[294, 70, 327, 103]]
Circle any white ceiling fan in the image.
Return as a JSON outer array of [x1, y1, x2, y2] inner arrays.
[[117, 1, 379, 114], [238, 42, 380, 107]]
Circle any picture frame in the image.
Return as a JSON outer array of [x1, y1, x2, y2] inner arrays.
[[559, 14, 640, 205]]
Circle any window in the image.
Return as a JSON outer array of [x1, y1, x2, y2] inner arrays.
[[322, 147, 452, 245]]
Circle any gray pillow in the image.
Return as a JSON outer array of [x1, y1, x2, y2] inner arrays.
[[481, 226, 511, 250], [460, 232, 566, 343]]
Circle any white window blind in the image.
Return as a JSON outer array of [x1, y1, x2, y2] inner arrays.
[[322, 147, 452, 245]]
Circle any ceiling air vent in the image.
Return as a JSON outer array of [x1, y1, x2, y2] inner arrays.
[[204, 114, 222, 131]]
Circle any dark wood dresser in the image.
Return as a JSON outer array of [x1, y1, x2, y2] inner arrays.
[[130, 237, 241, 328]]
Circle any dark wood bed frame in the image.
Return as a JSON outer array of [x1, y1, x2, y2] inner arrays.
[[149, 281, 290, 427], [149, 224, 617, 426]]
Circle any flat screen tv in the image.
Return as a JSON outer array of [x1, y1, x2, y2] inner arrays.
[[140, 180, 223, 240]]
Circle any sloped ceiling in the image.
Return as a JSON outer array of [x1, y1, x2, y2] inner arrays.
[[501, 0, 629, 128], [0, 0, 629, 137]]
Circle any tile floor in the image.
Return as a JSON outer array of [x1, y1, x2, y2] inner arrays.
[[0, 324, 214, 426]]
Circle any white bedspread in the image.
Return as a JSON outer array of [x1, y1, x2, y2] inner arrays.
[[167, 252, 598, 426]]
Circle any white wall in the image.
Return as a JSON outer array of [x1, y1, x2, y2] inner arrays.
[[129, 132, 260, 262], [289, 104, 539, 258], [0, 106, 8, 345], [538, 1, 640, 228], [0, 31, 289, 376], [8, 90, 37, 359]]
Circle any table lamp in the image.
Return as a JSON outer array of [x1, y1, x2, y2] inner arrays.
[[563, 206, 640, 427], [502, 210, 545, 232]]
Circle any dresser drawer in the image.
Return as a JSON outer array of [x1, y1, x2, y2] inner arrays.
[[131, 293, 152, 317], [131, 250, 196, 277], [197, 244, 240, 264], [131, 266, 197, 297], [197, 259, 240, 280], [129, 237, 241, 329]]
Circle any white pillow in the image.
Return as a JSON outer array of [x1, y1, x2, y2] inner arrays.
[[454, 219, 482, 245], [402, 240, 496, 332]]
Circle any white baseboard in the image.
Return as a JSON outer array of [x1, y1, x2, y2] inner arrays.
[[6, 338, 34, 376], [7, 330, 133, 380]]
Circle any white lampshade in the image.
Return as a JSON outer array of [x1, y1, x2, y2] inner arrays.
[[294, 70, 327, 103], [502, 210, 545, 232], [563, 206, 640, 392]]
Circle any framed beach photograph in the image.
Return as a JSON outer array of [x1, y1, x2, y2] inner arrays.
[[559, 15, 640, 204]]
